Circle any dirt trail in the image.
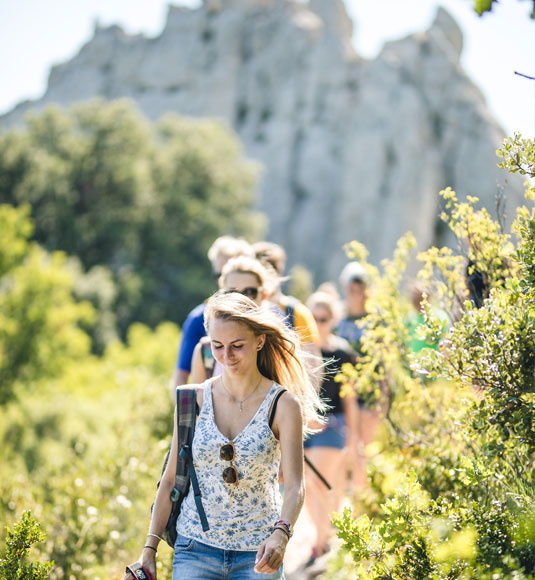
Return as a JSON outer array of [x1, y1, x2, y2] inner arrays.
[[284, 506, 331, 580]]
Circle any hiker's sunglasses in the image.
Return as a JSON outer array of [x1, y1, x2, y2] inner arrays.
[[220, 441, 239, 485], [225, 287, 261, 301]]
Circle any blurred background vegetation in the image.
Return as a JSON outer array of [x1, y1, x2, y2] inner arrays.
[[0, 205, 178, 578], [0, 98, 265, 351]]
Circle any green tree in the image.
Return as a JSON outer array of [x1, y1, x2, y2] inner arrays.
[[0, 204, 94, 404], [0, 202, 177, 579], [0, 99, 264, 341]]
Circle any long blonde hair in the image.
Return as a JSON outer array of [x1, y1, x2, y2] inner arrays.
[[204, 291, 326, 430]]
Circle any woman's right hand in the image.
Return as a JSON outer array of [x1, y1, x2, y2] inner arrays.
[[140, 552, 157, 580], [122, 552, 157, 580]]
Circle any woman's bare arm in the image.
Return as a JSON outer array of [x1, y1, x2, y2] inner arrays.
[[255, 393, 304, 574]]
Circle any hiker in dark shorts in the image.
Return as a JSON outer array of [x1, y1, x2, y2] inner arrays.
[[303, 288, 359, 566]]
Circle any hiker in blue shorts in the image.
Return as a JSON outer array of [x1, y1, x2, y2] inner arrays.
[[303, 288, 359, 566]]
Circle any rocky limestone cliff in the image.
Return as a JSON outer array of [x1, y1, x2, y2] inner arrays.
[[1, 0, 522, 283]]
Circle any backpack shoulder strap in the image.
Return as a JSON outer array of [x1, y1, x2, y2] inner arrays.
[[267, 387, 332, 491], [199, 336, 216, 379], [283, 296, 301, 331], [268, 388, 288, 429], [175, 387, 197, 493], [284, 303, 295, 330], [175, 386, 209, 531]]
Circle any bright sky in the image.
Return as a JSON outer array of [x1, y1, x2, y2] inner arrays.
[[1, 0, 534, 137]]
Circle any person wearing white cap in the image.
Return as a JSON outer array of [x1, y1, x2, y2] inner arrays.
[[335, 262, 380, 490], [336, 262, 369, 353]]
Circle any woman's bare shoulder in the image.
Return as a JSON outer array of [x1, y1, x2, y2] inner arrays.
[[274, 388, 302, 417]]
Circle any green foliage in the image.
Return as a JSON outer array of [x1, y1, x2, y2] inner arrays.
[[287, 264, 314, 303], [474, 0, 535, 18], [0, 206, 181, 577], [67, 258, 119, 353], [0, 99, 265, 343], [341, 233, 420, 410], [497, 135, 535, 191], [0, 510, 53, 580], [329, 135, 535, 579], [0, 205, 94, 404], [474, 0, 495, 15], [0, 320, 180, 579], [0, 203, 33, 275]]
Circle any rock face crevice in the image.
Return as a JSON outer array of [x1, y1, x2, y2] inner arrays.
[[1, 0, 522, 282]]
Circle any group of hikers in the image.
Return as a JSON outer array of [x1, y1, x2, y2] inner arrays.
[[124, 235, 450, 580], [171, 237, 385, 560]]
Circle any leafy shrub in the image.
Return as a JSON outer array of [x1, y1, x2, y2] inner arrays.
[[329, 135, 535, 579], [0, 510, 53, 580]]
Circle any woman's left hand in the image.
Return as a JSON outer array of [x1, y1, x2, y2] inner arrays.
[[254, 529, 288, 574]]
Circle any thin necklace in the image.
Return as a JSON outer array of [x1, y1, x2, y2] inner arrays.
[[220, 374, 263, 412]]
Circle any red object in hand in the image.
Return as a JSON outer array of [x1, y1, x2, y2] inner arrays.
[[126, 562, 154, 580]]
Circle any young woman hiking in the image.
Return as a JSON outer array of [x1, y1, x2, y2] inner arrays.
[[125, 290, 325, 579]]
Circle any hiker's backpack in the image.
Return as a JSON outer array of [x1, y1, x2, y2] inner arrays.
[[156, 386, 209, 547]]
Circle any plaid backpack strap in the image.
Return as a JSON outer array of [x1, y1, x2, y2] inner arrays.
[[174, 387, 197, 494], [175, 386, 209, 531]]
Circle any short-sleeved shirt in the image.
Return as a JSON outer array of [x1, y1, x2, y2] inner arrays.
[[405, 307, 450, 353], [335, 314, 367, 354], [175, 303, 206, 372]]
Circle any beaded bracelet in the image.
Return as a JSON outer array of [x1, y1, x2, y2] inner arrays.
[[273, 525, 291, 540], [273, 520, 293, 538], [274, 520, 292, 533], [143, 545, 157, 553]]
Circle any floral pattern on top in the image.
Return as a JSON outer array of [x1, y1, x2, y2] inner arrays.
[[176, 380, 283, 551]]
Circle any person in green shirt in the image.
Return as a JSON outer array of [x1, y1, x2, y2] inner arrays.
[[405, 281, 450, 353]]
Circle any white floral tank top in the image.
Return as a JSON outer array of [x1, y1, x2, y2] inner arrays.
[[176, 380, 283, 551]]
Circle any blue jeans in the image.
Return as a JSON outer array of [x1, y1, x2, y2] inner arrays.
[[172, 534, 284, 580]]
